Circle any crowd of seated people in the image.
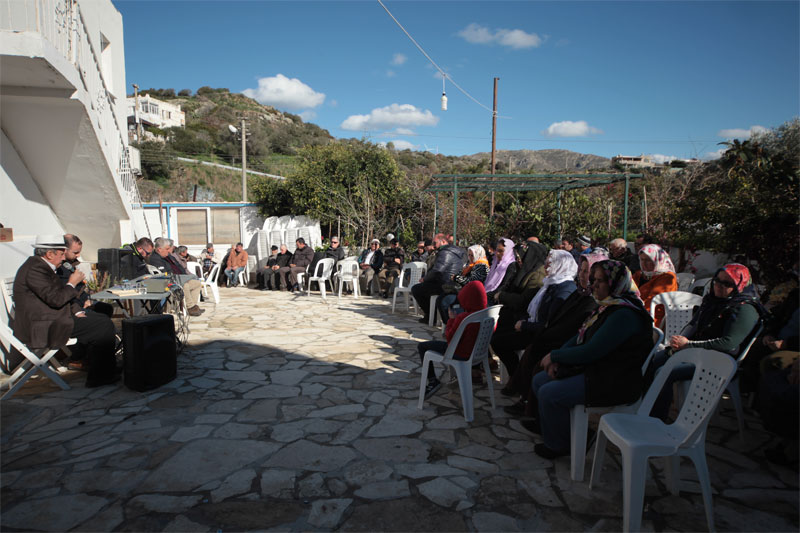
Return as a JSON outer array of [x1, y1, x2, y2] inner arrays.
[[408, 231, 796, 466]]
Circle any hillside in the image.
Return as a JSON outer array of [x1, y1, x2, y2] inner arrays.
[[133, 88, 613, 202]]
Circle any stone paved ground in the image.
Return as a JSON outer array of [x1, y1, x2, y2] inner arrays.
[[1, 288, 798, 532]]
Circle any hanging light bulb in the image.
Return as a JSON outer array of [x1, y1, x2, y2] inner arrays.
[[440, 74, 447, 111]]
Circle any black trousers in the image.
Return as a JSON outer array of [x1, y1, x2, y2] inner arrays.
[[418, 340, 447, 381], [256, 269, 280, 290], [490, 329, 534, 378], [411, 280, 443, 318], [71, 309, 117, 382]]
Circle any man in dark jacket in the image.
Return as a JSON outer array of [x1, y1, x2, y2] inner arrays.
[[609, 238, 640, 274], [324, 236, 346, 264], [148, 237, 204, 316], [262, 244, 293, 290], [119, 237, 153, 279], [412, 234, 466, 324], [256, 246, 279, 290], [358, 239, 384, 295], [378, 238, 405, 298], [11, 235, 118, 387], [410, 240, 429, 263], [279, 238, 313, 292]]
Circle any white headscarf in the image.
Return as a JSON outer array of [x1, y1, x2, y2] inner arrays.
[[526, 249, 578, 323], [467, 244, 486, 263]]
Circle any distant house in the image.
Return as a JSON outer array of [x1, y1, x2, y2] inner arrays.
[[611, 154, 661, 169], [127, 94, 185, 142]]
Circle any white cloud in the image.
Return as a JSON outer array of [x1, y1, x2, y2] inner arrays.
[[542, 120, 603, 137], [380, 139, 417, 151], [394, 128, 415, 135], [242, 74, 325, 110], [341, 104, 439, 131], [717, 125, 767, 139], [703, 148, 726, 160], [386, 69, 396, 78], [391, 53, 407, 66], [458, 23, 542, 49], [648, 154, 678, 165], [299, 110, 317, 121]]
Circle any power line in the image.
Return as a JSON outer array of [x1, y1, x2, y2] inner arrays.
[[376, 0, 505, 117]]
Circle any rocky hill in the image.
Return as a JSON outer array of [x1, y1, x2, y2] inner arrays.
[[463, 149, 610, 172]]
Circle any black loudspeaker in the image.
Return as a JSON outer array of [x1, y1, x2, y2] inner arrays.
[[122, 314, 177, 391], [98, 248, 136, 282]]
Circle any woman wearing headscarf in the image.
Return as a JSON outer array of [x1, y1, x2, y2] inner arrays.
[[493, 241, 549, 324], [632, 244, 678, 327], [649, 263, 765, 419], [483, 238, 518, 303], [529, 260, 655, 458], [436, 245, 490, 324], [502, 251, 607, 417], [491, 250, 578, 379]]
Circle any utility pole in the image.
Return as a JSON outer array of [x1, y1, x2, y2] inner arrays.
[[132, 83, 142, 140], [241, 118, 247, 202], [490, 77, 499, 218]]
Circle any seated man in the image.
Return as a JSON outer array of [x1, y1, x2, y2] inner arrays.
[[378, 238, 405, 298], [269, 244, 293, 290], [608, 238, 640, 274], [278, 238, 313, 292], [176, 246, 197, 271], [120, 237, 154, 278], [11, 235, 118, 387], [256, 246, 280, 290], [147, 237, 205, 317], [358, 239, 383, 295], [410, 240, 429, 263], [412, 233, 465, 323], [224, 242, 249, 287], [199, 243, 222, 276], [324, 236, 346, 264]]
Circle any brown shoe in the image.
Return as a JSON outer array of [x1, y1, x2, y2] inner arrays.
[[188, 305, 203, 317], [68, 360, 89, 371]]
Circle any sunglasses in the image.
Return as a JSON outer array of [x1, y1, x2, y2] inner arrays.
[[331, 242, 339, 244], [714, 276, 737, 289]]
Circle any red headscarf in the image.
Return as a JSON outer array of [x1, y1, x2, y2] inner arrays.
[[721, 263, 751, 293]]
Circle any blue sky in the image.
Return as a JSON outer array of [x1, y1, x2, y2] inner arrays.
[[116, 0, 799, 160]]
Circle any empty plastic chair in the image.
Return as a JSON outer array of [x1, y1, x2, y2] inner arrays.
[[676, 272, 695, 292], [589, 348, 738, 532], [650, 291, 702, 339], [392, 262, 427, 313]]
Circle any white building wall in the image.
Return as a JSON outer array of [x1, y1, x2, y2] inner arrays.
[[0, 130, 64, 240]]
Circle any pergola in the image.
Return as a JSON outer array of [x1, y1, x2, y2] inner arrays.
[[424, 173, 644, 243]]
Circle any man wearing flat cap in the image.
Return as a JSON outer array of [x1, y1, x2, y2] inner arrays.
[[11, 235, 118, 387]]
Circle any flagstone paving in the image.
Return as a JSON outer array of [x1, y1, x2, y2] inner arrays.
[[1, 288, 797, 531]]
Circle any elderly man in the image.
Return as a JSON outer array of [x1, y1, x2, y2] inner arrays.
[[147, 237, 204, 316], [358, 239, 384, 296], [411, 233, 466, 324], [279, 238, 313, 292], [11, 235, 118, 387], [378, 238, 405, 298], [410, 240, 428, 263], [224, 242, 249, 287], [609, 238, 640, 274], [324, 236, 346, 264], [199, 243, 222, 276]]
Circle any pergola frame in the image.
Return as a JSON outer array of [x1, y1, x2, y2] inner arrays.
[[424, 173, 644, 243]]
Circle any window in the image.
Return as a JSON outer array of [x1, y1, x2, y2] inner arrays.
[[212, 208, 240, 245], [177, 210, 208, 245]]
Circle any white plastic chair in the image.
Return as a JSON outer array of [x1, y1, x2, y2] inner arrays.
[[417, 305, 501, 422], [649, 291, 702, 339], [589, 348, 738, 533], [295, 263, 310, 291], [237, 258, 254, 287], [336, 260, 360, 299], [689, 277, 712, 296], [307, 258, 335, 299], [186, 261, 204, 279], [568, 326, 665, 481], [201, 263, 221, 304], [392, 262, 427, 313], [676, 272, 695, 292]]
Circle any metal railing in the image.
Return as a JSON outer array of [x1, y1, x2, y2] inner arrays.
[[2, 0, 150, 239]]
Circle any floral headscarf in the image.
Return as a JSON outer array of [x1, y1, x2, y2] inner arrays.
[[720, 263, 751, 293], [578, 251, 610, 294], [638, 244, 675, 279], [483, 238, 515, 293], [577, 260, 645, 344], [527, 250, 578, 322]]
